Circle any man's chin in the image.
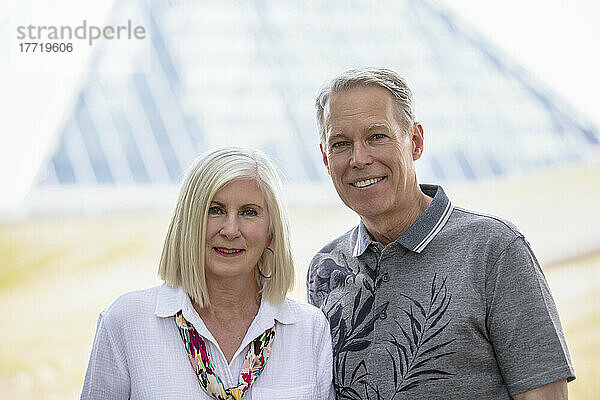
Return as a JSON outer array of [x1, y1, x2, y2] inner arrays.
[[347, 203, 388, 220]]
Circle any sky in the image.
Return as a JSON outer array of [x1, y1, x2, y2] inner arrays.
[[447, 0, 600, 126], [1, 0, 599, 212]]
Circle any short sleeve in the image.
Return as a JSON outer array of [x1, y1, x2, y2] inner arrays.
[[486, 237, 575, 395], [80, 313, 131, 399]]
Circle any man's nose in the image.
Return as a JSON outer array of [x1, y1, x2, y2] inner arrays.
[[351, 142, 373, 168], [220, 215, 241, 239]]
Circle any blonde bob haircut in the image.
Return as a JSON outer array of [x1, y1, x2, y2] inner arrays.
[[158, 147, 295, 307]]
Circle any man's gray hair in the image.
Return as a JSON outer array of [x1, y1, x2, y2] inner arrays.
[[315, 67, 416, 146]]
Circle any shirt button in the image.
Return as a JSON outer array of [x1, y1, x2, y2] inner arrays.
[[379, 311, 387, 320], [381, 273, 389, 282], [345, 275, 354, 285]]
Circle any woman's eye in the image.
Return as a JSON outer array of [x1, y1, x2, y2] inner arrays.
[[241, 209, 258, 217], [208, 206, 223, 215]]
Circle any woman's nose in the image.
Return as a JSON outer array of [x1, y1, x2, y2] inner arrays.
[[219, 216, 241, 239]]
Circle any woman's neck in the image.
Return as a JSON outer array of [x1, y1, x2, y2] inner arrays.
[[194, 276, 261, 320], [193, 277, 262, 363]]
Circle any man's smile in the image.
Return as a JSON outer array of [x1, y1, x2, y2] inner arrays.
[[349, 176, 386, 188]]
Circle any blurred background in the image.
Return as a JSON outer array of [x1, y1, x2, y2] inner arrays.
[[1, 0, 599, 398]]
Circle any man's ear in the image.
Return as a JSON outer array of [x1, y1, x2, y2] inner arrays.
[[320, 143, 331, 175], [411, 123, 424, 161]]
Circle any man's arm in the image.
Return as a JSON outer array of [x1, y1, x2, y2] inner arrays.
[[513, 378, 567, 399], [486, 236, 575, 395]]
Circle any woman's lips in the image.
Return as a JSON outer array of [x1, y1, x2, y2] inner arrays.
[[213, 247, 245, 257]]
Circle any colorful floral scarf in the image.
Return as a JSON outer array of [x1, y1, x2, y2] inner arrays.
[[175, 311, 275, 400]]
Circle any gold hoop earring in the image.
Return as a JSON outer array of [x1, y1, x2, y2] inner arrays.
[[258, 265, 271, 279], [258, 247, 274, 279]]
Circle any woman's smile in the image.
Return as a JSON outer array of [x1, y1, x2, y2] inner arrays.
[[213, 247, 245, 256]]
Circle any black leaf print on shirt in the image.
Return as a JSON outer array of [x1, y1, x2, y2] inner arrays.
[[328, 289, 390, 359], [386, 273, 455, 396], [316, 250, 457, 400], [325, 269, 390, 400]]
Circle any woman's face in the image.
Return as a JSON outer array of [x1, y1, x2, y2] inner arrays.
[[205, 178, 271, 283]]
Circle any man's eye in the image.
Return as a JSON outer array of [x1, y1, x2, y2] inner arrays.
[[372, 133, 387, 140], [331, 141, 349, 149], [208, 206, 224, 215], [241, 209, 258, 217]]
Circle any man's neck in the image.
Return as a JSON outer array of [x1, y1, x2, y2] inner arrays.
[[362, 189, 433, 245]]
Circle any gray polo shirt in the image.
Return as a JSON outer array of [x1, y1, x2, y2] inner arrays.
[[307, 184, 575, 399]]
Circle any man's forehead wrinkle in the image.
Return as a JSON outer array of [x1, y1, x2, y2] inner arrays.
[[328, 131, 345, 140], [325, 89, 398, 140], [367, 123, 390, 131], [329, 108, 371, 121]]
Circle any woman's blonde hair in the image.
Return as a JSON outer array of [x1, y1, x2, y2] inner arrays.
[[158, 147, 295, 307]]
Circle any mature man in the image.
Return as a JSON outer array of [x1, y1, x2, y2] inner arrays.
[[307, 67, 575, 399]]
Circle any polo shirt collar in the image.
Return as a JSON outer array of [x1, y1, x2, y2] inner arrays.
[[353, 184, 453, 256]]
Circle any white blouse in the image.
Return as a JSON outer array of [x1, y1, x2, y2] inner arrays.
[[81, 284, 335, 400]]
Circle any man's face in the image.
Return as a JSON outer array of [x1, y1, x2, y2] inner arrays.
[[320, 86, 423, 221]]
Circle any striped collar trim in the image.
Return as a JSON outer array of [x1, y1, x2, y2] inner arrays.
[[353, 184, 453, 256]]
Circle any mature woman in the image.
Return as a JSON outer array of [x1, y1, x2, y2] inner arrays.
[[81, 147, 335, 399]]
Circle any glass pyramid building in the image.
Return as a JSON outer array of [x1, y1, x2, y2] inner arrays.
[[35, 0, 600, 189]]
